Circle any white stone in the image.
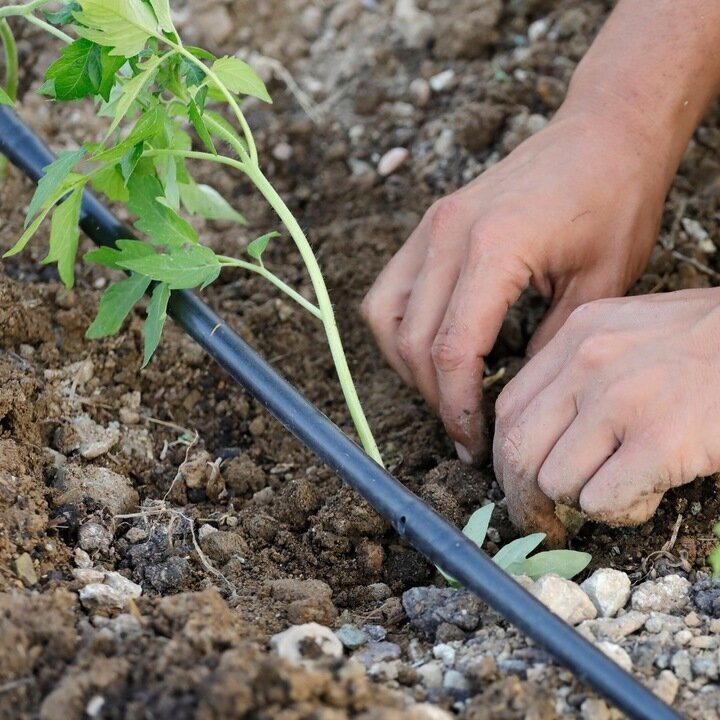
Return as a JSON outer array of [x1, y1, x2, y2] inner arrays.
[[393, 0, 435, 48], [595, 641, 632, 672], [432, 643, 456, 667], [429, 69, 455, 92], [70, 415, 121, 459], [72, 568, 106, 584], [377, 147, 410, 177], [443, 669, 470, 693], [631, 574, 691, 614], [653, 669, 680, 705], [408, 78, 431, 107], [270, 623, 343, 667], [671, 649, 693, 681], [581, 568, 631, 617], [102, 571, 142, 601], [416, 661, 443, 689], [527, 18, 549, 42], [78, 584, 125, 610], [531, 574, 597, 625], [406, 705, 454, 720], [580, 610, 647, 642], [580, 698, 610, 720]]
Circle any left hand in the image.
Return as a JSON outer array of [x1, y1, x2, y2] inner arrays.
[[494, 288, 720, 546]]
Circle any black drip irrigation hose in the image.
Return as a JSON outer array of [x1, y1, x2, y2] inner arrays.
[[0, 105, 681, 720]]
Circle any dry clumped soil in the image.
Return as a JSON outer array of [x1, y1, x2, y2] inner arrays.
[[1, 0, 720, 718]]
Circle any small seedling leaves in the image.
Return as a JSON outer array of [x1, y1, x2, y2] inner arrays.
[[25, 148, 86, 228], [179, 182, 246, 224], [491, 533, 546, 570], [106, 53, 164, 137], [86, 273, 151, 338], [116, 243, 221, 289], [45, 2, 82, 25], [148, 0, 174, 33], [85, 238, 155, 270], [120, 143, 144, 183], [0, 86, 13, 107], [74, 0, 158, 58], [45, 39, 102, 101], [143, 281, 171, 366], [247, 231, 280, 261], [187, 97, 217, 155], [209, 56, 272, 104], [506, 550, 592, 581], [461, 503, 495, 547], [128, 174, 198, 246], [43, 186, 85, 288]]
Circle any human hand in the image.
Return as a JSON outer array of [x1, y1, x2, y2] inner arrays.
[[361, 107, 669, 460], [494, 289, 720, 545]]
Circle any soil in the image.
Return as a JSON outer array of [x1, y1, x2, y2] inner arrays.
[[0, 0, 719, 718]]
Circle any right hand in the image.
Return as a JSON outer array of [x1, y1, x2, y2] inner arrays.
[[361, 105, 671, 478]]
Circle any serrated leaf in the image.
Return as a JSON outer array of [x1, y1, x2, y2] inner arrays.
[[247, 231, 279, 261], [0, 86, 14, 106], [148, 0, 174, 33], [128, 174, 197, 246], [179, 182, 246, 224], [25, 149, 86, 228], [506, 550, 592, 581], [185, 46, 216, 62], [187, 97, 217, 154], [106, 53, 164, 138], [209, 56, 272, 104], [491, 533, 546, 570], [180, 57, 205, 87], [143, 281, 170, 366], [74, 0, 158, 58], [90, 164, 129, 202], [86, 272, 151, 338], [462, 503, 495, 547], [97, 46, 127, 101], [92, 105, 163, 166], [116, 244, 220, 289], [85, 238, 155, 269], [120, 143, 144, 183], [43, 186, 85, 287], [45, 39, 101, 101], [45, 2, 82, 25]]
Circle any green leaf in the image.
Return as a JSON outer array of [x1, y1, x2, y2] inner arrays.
[[43, 186, 85, 287], [462, 503, 495, 547], [116, 243, 221, 289], [185, 46, 216, 62], [86, 273, 151, 338], [492, 533, 546, 570], [209, 56, 272, 104], [85, 238, 155, 269], [45, 39, 101, 101], [143, 281, 171, 366], [106, 53, 164, 137], [128, 174, 198, 246], [506, 550, 592, 581], [204, 110, 248, 153], [179, 181, 246, 224], [120, 143, 144, 183], [25, 149, 86, 228], [247, 231, 279, 261], [90, 164, 129, 202], [148, 0, 174, 33], [181, 57, 205, 87], [0, 86, 14, 106], [710, 545, 720, 579], [74, 0, 158, 58], [45, 2, 82, 25], [97, 46, 127, 101], [187, 97, 217, 154]]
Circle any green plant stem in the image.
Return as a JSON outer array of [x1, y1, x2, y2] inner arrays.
[[23, 13, 72, 43], [247, 165, 383, 465], [0, 19, 18, 101], [0, 0, 52, 19], [217, 256, 321, 319]]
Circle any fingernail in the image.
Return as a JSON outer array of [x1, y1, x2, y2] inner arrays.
[[455, 442, 473, 464]]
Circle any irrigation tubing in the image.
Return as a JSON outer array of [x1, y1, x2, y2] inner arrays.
[[0, 105, 680, 720]]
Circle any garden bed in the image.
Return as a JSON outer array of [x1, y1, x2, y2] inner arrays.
[[1, 1, 720, 718]]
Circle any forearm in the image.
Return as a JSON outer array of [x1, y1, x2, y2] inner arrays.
[[558, 0, 720, 186]]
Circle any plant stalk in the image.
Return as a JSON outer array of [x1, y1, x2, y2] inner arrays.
[[0, 19, 18, 101], [247, 165, 383, 465]]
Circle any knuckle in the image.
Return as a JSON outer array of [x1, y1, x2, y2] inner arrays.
[[429, 198, 461, 243], [494, 386, 515, 422], [573, 333, 617, 370], [396, 327, 421, 366], [431, 337, 466, 373], [359, 291, 378, 325]]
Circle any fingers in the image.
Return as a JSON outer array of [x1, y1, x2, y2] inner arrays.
[[433, 226, 531, 456], [527, 294, 582, 357], [579, 442, 671, 524], [537, 414, 621, 506], [494, 378, 578, 543]]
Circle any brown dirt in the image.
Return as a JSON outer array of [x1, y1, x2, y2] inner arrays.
[[0, 0, 719, 718]]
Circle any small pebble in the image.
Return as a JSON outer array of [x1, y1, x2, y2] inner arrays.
[[429, 69, 455, 92], [377, 147, 410, 177], [271, 623, 343, 667], [336, 624, 368, 650], [432, 643, 456, 667], [595, 641, 632, 672], [653, 669, 680, 705]]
